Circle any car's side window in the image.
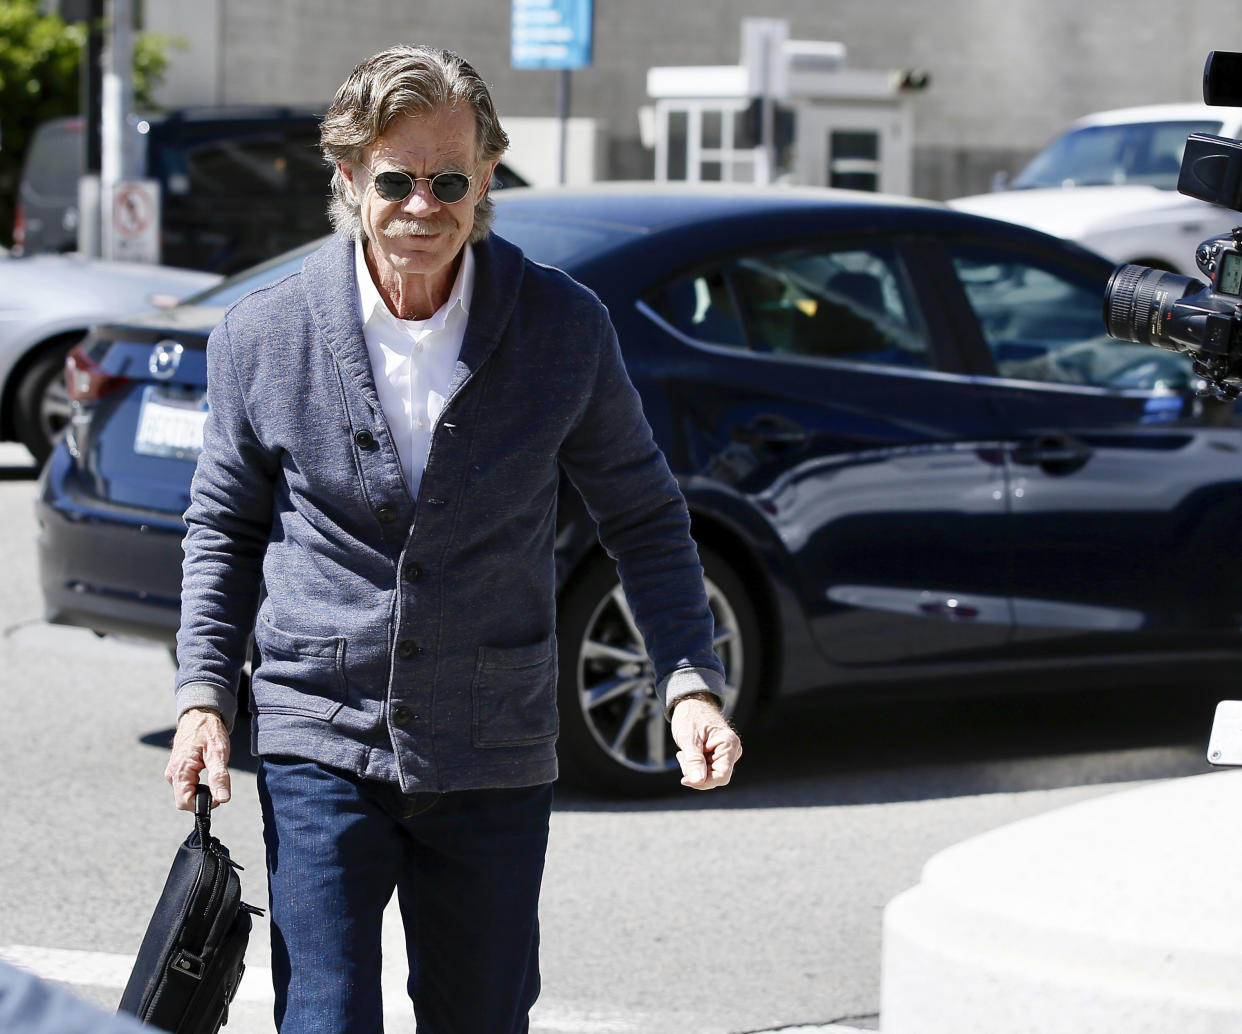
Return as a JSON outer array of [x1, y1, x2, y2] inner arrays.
[[654, 268, 750, 350], [653, 244, 931, 369], [951, 246, 1191, 390]]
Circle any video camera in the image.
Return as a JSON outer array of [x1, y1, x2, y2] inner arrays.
[[1103, 52, 1242, 399]]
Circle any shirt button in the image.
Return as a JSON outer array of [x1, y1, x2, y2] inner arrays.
[[403, 562, 423, 582], [393, 706, 413, 727], [354, 429, 377, 449], [377, 506, 397, 524]]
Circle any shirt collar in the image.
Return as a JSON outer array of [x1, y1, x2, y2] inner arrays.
[[354, 237, 474, 330]]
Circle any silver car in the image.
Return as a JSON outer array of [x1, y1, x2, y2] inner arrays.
[[0, 254, 219, 462]]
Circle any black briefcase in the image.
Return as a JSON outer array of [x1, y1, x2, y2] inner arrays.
[[118, 787, 263, 1034]]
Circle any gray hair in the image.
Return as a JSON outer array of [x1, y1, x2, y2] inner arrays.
[[320, 45, 509, 243]]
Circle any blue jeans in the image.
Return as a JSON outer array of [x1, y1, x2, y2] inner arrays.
[[257, 757, 552, 1034]]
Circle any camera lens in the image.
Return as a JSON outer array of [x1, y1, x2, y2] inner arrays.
[[1103, 264, 1201, 346]]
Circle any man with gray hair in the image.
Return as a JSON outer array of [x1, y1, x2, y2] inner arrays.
[[164, 43, 741, 1033]]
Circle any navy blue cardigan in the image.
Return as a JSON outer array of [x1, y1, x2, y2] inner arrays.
[[175, 231, 724, 792]]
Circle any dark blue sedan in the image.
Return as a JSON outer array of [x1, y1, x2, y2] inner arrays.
[[36, 185, 1238, 794]]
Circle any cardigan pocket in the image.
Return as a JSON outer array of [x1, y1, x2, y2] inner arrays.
[[251, 618, 348, 720], [471, 634, 559, 748]]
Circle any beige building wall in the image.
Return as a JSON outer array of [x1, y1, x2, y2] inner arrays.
[[147, 0, 1237, 199]]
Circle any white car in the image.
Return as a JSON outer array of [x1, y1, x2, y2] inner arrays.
[[0, 255, 219, 463], [950, 103, 1242, 276]]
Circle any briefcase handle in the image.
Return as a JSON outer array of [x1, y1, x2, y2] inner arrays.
[[194, 785, 213, 846]]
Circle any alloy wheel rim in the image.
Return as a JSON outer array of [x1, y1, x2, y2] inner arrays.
[[40, 377, 71, 445], [575, 575, 743, 775]]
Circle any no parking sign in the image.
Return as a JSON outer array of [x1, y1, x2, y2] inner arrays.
[[106, 179, 161, 264]]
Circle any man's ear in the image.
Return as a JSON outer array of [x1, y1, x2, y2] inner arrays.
[[337, 160, 360, 204], [476, 160, 501, 201]]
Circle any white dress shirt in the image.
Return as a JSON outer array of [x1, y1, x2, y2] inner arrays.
[[354, 238, 473, 499]]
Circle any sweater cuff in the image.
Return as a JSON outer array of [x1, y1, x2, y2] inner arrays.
[[176, 681, 238, 733], [660, 665, 726, 720]]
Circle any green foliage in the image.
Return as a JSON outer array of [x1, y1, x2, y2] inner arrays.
[[134, 32, 179, 108], [0, 0, 175, 248]]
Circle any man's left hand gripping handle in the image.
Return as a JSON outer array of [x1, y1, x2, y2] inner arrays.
[[164, 707, 232, 810]]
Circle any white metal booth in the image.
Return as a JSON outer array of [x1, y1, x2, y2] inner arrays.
[[646, 19, 926, 195]]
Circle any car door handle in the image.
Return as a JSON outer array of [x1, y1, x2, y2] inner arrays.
[[730, 416, 809, 447], [1012, 433, 1092, 475]]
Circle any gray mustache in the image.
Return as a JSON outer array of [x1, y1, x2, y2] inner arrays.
[[382, 218, 451, 238]]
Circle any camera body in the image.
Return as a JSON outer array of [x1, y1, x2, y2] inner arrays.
[[1102, 52, 1242, 398]]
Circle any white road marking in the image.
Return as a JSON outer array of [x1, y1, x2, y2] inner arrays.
[[0, 944, 270, 1003], [0, 945, 642, 1032], [744, 1027, 873, 1034], [2, 946, 134, 990]]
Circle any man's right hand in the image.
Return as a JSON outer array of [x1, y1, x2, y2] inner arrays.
[[164, 707, 232, 810]]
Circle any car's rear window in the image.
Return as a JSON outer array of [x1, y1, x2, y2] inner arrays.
[[180, 208, 639, 309], [149, 123, 326, 198], [491, 211, 640, 269], [21, 121, 84, 203], [181, 240, 321, 307]]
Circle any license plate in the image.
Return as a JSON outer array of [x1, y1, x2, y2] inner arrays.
[[134, 385, 208, 460]]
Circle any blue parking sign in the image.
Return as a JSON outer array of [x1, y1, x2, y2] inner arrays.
[[511, 0, 594, 69]]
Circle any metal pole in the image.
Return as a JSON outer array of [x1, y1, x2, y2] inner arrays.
[[77, 0, 105, 257], [100, 0, 134, 259], [83, 1, 103, 177], [759, 41, 774, 184], [558, 68, 571, 185]]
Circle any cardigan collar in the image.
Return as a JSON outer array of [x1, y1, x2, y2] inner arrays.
[[301, 231, 526, 415]]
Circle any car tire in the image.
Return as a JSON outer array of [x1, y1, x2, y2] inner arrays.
[[14, 337, 77, 465], [556, 545, 761, 796]]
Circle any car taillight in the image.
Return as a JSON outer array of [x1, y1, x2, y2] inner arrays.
[[12, 203, 25, 256], [65, 343, 129, 401]]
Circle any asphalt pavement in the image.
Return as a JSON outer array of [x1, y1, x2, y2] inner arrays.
[[0, 441, 1224, 1033]]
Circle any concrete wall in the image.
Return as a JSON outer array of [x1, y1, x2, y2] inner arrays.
[[148, 0, 1237, 199], [144, 0, 223, 106]]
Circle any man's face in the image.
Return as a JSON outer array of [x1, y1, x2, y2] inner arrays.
[[341, 106, 495, 287]]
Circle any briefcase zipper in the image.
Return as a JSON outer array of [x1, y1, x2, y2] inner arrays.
[[192, 847, 228, 943], [165, 843, 228, 984]]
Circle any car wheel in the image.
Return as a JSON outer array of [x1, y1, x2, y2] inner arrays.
[[556, 545, 761, 795], [14, 337, 77, 465]]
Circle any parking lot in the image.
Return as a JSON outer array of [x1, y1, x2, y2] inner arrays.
[[0, 441, 1225, 1033]]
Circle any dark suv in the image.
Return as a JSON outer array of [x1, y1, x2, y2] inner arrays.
[[14, 108, 527, 273]]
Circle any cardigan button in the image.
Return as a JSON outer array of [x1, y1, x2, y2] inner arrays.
[[376, 506, 397, 524], [397, 639, 419, 659], [393, 706, 413, 727], [354, 429, 377, 449], [403, 562, 423, 582]]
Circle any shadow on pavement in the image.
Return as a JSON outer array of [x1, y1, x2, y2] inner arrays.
[[554, 677, 1228, 813], [140, 715, 259, 774], [136, 677, 1229, 812]]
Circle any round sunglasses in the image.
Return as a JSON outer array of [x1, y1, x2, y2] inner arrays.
[[359, 161, 475, 205]]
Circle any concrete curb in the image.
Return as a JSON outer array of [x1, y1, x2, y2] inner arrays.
[[880, 770, 1242, 1033]]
